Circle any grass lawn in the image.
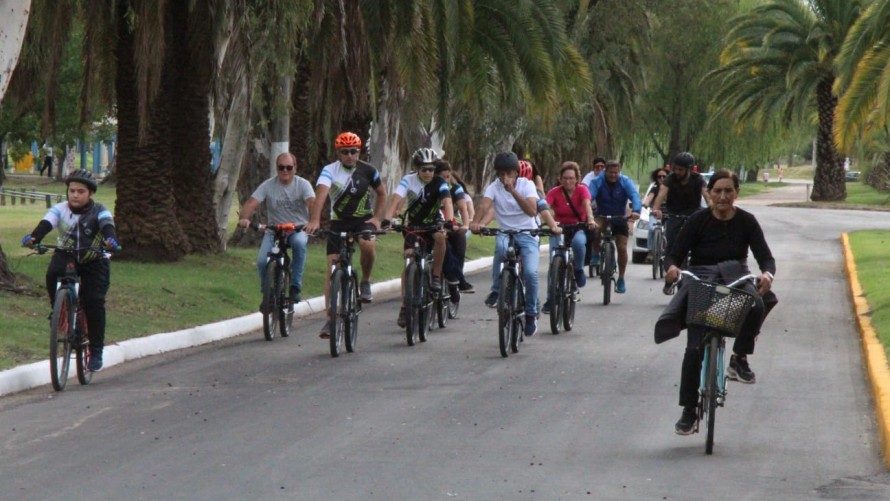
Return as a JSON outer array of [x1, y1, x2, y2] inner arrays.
[[0, 175, 494, 371], [844, 181, 890, 207], [847, 230, 890, 360]]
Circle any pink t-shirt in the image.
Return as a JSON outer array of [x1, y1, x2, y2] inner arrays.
[[546, 185, 591, 225]]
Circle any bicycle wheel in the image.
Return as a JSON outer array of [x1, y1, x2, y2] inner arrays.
[[447, 284, 460, 319], [280, 266, 293, 338], [510, 280, 523, 354], [497, 270, 514, 358], [405, 262, 420, 346], [329, 270, 346, 357], [563, 268, 576, 332], [651, 227, 662, 280], [602, 245, 613, 305], [549, 254, 565, 335], [345, 274, 359, 353], [705, 335, 720, 455], [49, 288, 73, 391], [419, 268, 432, 342], [261, 262, 278, 341], [75, 309, 92, 385]]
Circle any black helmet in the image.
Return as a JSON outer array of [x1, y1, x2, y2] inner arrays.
[[66, 169, 98, 192], [673, 152, 695, 169], [493, 151, 519, 171], [412, 148, 440, 166]]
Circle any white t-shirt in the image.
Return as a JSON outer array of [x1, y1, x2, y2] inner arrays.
[[250, 176, 315, 225], [482, 177, 538, 230]]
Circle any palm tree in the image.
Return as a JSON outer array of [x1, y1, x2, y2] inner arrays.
[[708, 0, 864, 201]]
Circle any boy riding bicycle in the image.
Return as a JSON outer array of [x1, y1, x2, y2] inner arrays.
[[22, 169, 119, 372]]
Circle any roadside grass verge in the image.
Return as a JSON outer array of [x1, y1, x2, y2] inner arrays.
[[847, 230, 890, 360], [845, 182, 890, 207]]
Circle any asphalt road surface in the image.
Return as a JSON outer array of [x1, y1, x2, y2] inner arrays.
[[3, 188, 890, 500]]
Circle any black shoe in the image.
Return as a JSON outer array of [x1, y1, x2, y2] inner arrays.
[[484, 291, 498, 308], [675, 406, 697, 435], [728, 355, 756, 384], [289, 285, 302, 303], [524, 315, 537, 337], [458, 281, 475, 293], [88, 350, 104, 372], [430, 276, 442, 292]]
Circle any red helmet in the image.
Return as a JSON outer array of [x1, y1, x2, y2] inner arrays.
[[518, 160, 534, 180], [334, 132, 362, 149]]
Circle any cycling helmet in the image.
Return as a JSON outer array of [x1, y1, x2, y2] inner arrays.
[[673, 152, 695, 169], [65, 169, 98, 193], [412, 147, 440, 166], [334, 132, 362, 149], [518, 160, 534, 180], [493, 151, 519, 171]]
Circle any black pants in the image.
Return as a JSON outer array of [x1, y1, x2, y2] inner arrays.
[[443, 231, 467, 283], [40, 156, 53, 177], [46, 256, 110, 353]]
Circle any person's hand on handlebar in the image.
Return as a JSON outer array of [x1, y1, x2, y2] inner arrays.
[[665, 264, 681, 284], [21, 234, 35, 248], [652, 209, 663, 220], [368, 217, 382, 231], [757, 272, 773, 296], [469, 222, 482, 234], [304, 220, 320, 235]]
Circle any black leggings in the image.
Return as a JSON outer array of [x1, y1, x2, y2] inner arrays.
[[46, 255, 110, 352]]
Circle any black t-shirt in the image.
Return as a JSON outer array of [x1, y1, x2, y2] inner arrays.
[[663, 172, 704, 214], [665, 207, 776, 274]]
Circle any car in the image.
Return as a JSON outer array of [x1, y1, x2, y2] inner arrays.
[[631, 206, 651, 264], [845, 171, 861, 182]]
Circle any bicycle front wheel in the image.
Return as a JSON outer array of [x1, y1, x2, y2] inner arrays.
[[329, 270, 346, 357], [405, 263, 420, 346], [75, 308, 92, 385], [651, 228, 663, 280], [497, 270, 514, 358], [705, 335, 720, 455], [261, 262, 279, 341], [447, 284, 460, 319], [419, 268, 432, 342], [549, 255, 565, 335], [510, 279, 523, 354], [563, 268, 576, 332], [49, 288, 74, 391], [602, 245, 613, 305], [345, 274, 359, 353], [280, 266, 293, 338]]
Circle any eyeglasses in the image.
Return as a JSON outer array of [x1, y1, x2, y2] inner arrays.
[[277, 164, 295, 171], [657, 175, 666, 179], [419, 167, 436, 173], [339, 149, 360, 156]]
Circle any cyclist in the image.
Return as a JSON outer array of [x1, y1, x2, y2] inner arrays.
[[651, 152, 711, 294], [238, 152, 315, 309], [21, 169, 119, 372], [518, 158, 562, 231], [653, 169, 778, 435], [581, 157, 607, 266], [580, 157, 606, 187], [435, 160, 474, 293], [383, 148, 455, 328], [542, 161, 595, 314], [469, 152, 559, 338], [642, 167, 668, 256], [586, 159, 641, 294], [305, 132, 387, 338]]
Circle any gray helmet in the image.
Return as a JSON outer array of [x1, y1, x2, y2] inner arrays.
[[412, 148, 440, 166], [65, 169, 98, 192], [673, 152, 695, 169], [493, 151, 519, 171]]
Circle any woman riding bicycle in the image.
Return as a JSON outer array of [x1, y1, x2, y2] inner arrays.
[[542, 161, 595, 314], [653, 169, 778, 435], [642, 167, 668, 256]]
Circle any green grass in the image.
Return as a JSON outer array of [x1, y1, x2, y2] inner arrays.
[[738, 181, 788, 198], [0, 177, 495, 370], [847, 230, 890, 360], [844, 181, 890, 207]]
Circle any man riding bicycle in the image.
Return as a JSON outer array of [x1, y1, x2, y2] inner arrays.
[[383, 148, 455, 328], [238, 152, 315, 309], [305, 132, 387, 339], [586, 159, 641, 294], [651, 152, 711, 294]]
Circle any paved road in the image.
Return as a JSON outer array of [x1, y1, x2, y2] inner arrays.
[[2, 188, 890, 500]]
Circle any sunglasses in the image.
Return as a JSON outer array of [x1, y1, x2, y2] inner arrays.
[[339, 148, 360, 156], [419, 167, 436, 173], [277, 164, 295, 171]]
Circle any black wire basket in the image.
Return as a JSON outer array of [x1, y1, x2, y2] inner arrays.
[[685, 279, 756, 337]]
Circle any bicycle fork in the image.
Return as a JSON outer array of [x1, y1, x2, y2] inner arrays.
[[699, 338, 727, 407]]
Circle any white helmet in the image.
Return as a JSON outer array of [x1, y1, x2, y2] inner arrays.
[[412, 148, 439, 166]]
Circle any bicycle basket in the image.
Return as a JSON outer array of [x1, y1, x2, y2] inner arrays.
[[685, 280, 756, 337]]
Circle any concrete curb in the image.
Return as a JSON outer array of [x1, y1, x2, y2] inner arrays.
[[0, 254, 502, 397], [841, 233, 890, 467]]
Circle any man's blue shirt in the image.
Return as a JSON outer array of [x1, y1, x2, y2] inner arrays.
[[587, 174, 642, 216]]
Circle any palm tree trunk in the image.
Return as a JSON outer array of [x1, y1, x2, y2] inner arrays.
[[0, 244, 15, 291], [811, 78, 846, 201]]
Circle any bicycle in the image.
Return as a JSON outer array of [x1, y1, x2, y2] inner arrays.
[[681, 270, 758, 455], [318, 228, 387, 357], [649, 218, 665, 280], [597, 215, 625, 305], [251, 223, 303, 341], [33, 243, 118, 391], [544, 224, 581, 335], [479, 227, 542, 357], [660, 213, 691, 294], [391, 222, 453, 346]]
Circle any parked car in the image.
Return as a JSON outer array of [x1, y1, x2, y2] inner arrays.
[[845, 171, 861, 182]]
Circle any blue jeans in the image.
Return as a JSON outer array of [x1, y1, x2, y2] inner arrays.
[[546, 231, 586, 303], [257, 230, 308, 293], [490, 232, 539, 316]]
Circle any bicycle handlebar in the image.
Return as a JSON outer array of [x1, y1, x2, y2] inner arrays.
[[680, 270, 759, 288], [32, 243, 119, 255], [250, 222, 305, 233], [477, 227, 544, 237]]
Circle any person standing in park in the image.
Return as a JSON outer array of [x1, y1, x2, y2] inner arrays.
[[39, 144, 54, 177], [238, 152, 315, 310]]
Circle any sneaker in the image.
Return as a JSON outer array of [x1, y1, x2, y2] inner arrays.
[[430, 275, 442, 292], [484, 291, 498, 308], [319, 321, 331, 339], [446, 277, 460, 286], [728, 355, 756, 384], [87, 350, 103, 372], [524, 315, 537, 337], [542, 300, 552, 314], [458, 281, 475, 293], [574, 269, 586, 288], [359, 281, 373, 303], [675, 406, 697, 435], [589, 254, 600, 266], [397, 307, 407, 328], [662, 281, 675, 295], [615, 277, 626, 293], [289, 285, 302, 303]]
